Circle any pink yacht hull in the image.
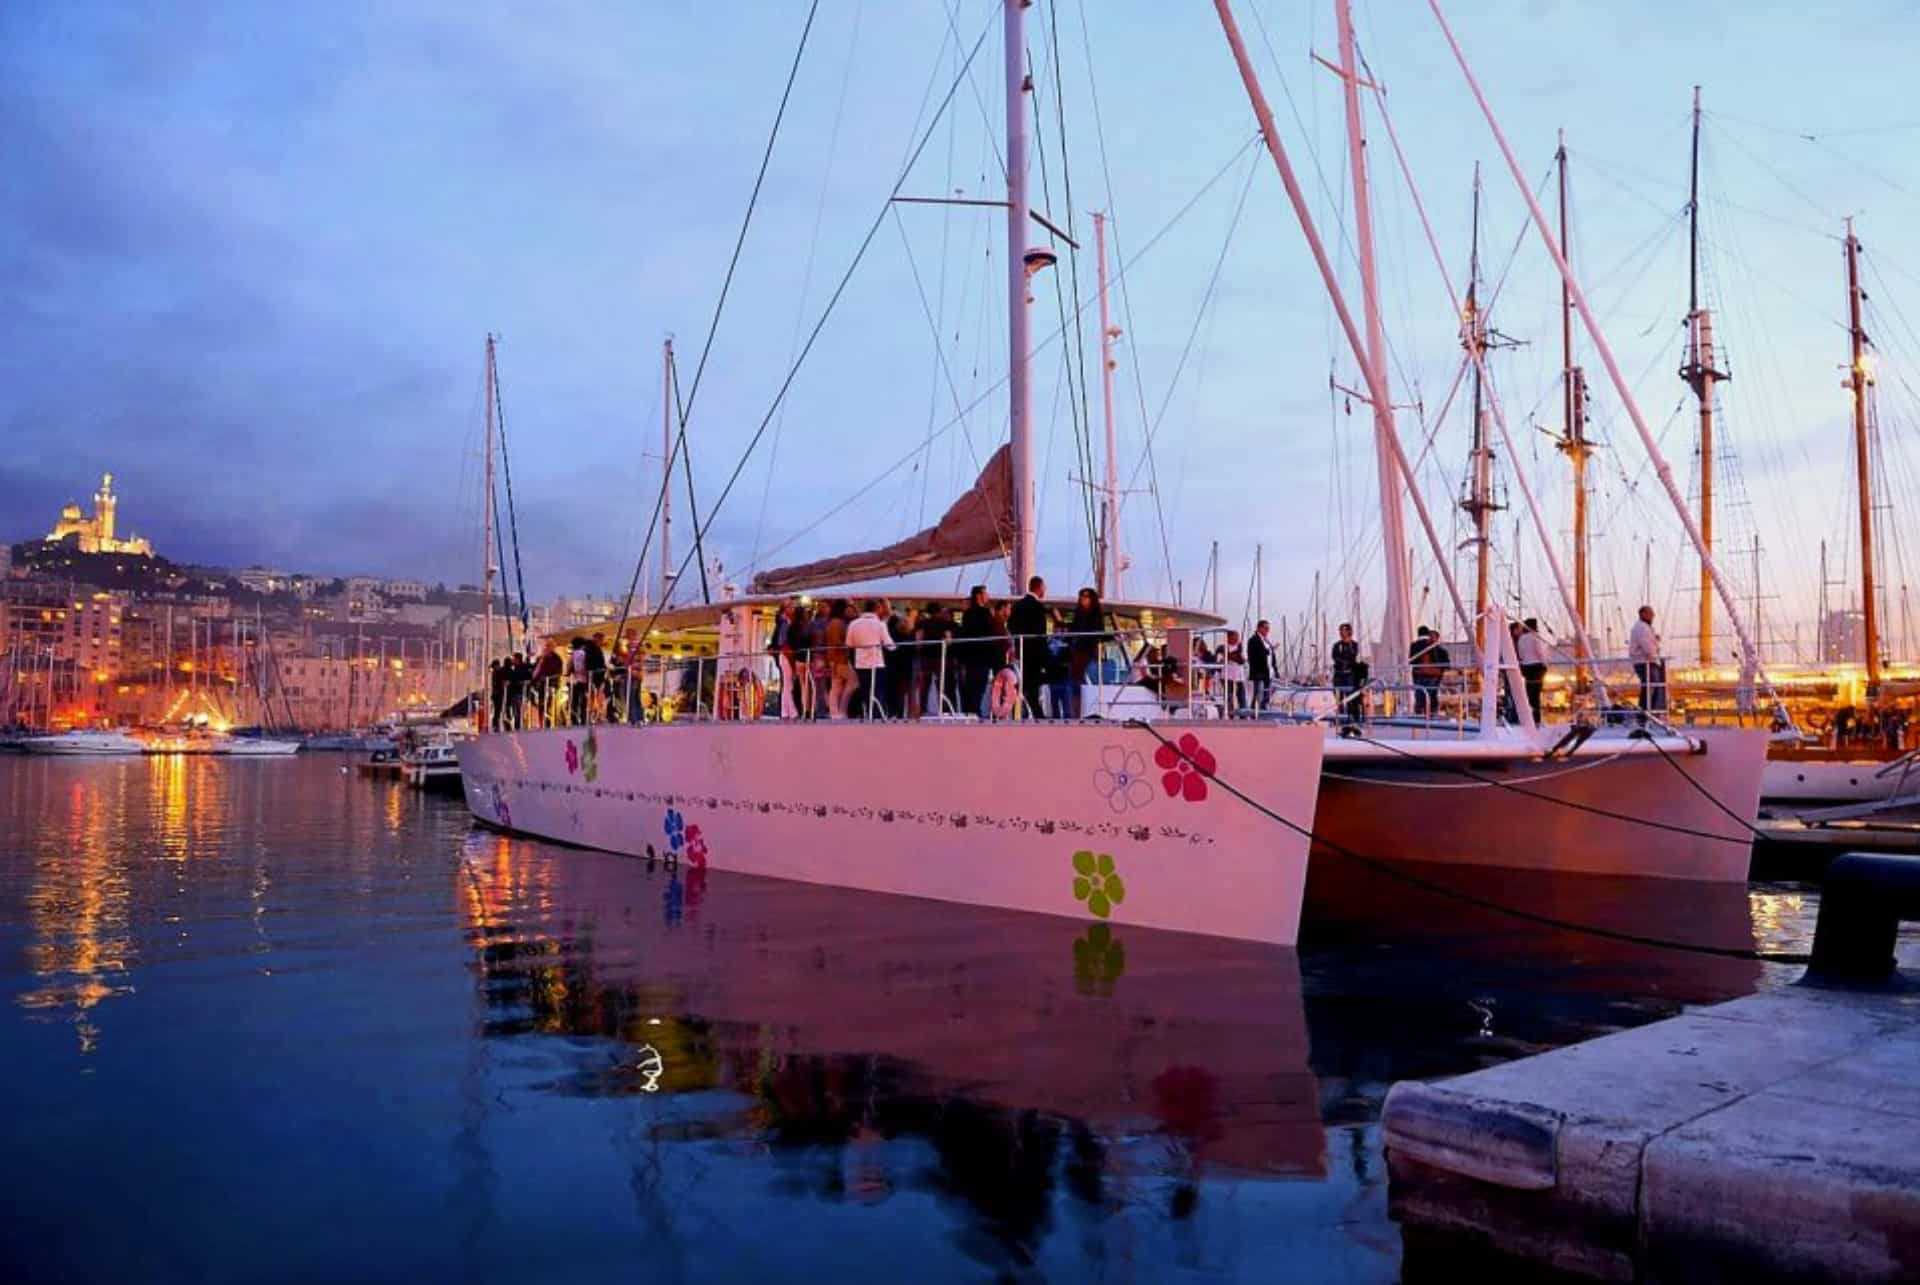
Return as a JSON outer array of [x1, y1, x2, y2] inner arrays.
[[1313, 728, 1767, 882], [457, 721, 1325, 945]]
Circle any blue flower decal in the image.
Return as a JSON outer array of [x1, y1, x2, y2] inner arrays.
[[665, 808, 686, 852]]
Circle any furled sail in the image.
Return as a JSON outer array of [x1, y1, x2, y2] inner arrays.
[[751, 444, 1012, 595]]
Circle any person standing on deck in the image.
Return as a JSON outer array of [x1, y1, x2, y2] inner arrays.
[[1248, 620, 1276, 714], [1223, 630, 1248, 716], [915, 603, 956, 716], [1007, 575, 1051, 720], [488, 659, 507, 732], [823, 600, 854, 720], [885, 602, 917, 718], [1067, 588, 1106, 719], [958, 586, 996, 718], [531, 640, 563, 727], [585, 632, 609, 720], [1331, 623, 1361, 725], [846, 600, 894, 720], [770, 600, 799, 720], [1409, 626, 1444, 718], [567, 639, 589, 725], [1629, 605, 1664, 717], [1516, 618, 1549, 722]]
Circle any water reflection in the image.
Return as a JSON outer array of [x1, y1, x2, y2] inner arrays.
[[461, 844, 1328, 1272], [16, 761, 137, 1053], [0, 757, 1821, 1284]]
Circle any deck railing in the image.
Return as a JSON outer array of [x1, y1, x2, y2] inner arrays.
[[480, 623, 1699, 740]]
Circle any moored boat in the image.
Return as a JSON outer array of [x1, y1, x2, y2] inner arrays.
[[20, 729, 148, 756]]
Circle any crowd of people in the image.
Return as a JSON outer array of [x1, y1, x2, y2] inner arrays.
[[763, 577, 1113, 721], [474, 592, 1677, 733]]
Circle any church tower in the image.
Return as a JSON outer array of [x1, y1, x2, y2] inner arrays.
[[93, 473, 116, 542]]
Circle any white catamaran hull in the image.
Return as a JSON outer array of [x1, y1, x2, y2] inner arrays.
[[1761, 756, 1920, 806], [1313, 727, 1767, 883], [457, 721, 1325, 946]]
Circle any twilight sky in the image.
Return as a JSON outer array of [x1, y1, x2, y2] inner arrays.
[[4, 1, 1917, 659]]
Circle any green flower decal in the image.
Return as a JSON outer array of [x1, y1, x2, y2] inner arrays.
[[581, 729, 600, 783], [1072, 923, 1127, 996], [1071, 850, 1126, 919]]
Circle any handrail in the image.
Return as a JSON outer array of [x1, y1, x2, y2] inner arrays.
[[483, 620, 1699, 737]]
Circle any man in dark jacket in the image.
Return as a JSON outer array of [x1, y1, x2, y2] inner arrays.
[[1006, 575, 1051, 719], [1247, 619, 1276, 713], [957, 585, 996, 717]]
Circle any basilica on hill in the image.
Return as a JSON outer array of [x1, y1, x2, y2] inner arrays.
[[46, 473, 154, 557]]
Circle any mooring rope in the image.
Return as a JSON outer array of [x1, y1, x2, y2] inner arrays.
[[1126, 720, 1812, 966]]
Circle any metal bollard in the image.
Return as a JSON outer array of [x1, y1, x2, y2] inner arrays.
[[1806, 852, 1920, 984]]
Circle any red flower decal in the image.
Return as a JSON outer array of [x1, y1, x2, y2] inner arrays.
[[684, 823, 709, 868], [564, 739, 580, 775], [1152, 732, 1216, 803]]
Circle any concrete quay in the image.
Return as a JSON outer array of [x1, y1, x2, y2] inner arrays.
[[1382, 946, 1920, 1281]]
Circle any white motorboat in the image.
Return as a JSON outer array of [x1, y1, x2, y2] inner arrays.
[[145, 729, 299, 756], [402, 732, 465, 793], [20, 729, 148, 756]]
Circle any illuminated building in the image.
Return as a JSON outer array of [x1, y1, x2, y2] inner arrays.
[[45, 473, 155, 557]]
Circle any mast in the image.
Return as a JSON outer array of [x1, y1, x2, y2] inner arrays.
[[1336, 0, 1413, 674], [1094, 210, 1122, 599], [1554, 131, 1592, 683], [1846, 219, 1881, 689], [661, 337, 673, 608], [1459, 163, 1500, 652], [482, 334, 497, 734], [1679, 86, 1727, 665], [1004, 0, 1037, 592]]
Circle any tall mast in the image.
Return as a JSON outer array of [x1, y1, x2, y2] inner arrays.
[[1459, 163, 1499, 651], [1846, 219, 1881, 689], [1336, 0, 1413, 672], [1004, 0, 1037, 592], [661, 337, 673, 608], [1554, 130, 1591, 683], [1094, 210, 1122, 599], [481, 334, 497, 734], [1679, 85, 1727, 665]]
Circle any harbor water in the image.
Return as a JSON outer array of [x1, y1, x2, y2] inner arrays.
[[0, 755, 1817, 1283]]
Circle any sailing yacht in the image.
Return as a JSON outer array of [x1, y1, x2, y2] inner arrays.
[[1214, 0, 1768, 882], [1760, 220, 1918, 806], [457, 2, 1324, 948]]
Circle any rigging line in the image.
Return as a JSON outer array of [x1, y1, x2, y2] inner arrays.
[[489, 346, 532, 643], [752, 132, 1274, 568], [1044, 0, 1101, 567], [1073, 0, 1174, 597], [1128, 721, 1808, 965], [1026, 56, 1099, 562], [751, 0, 866, 573], [890, 207, 984, 470], [669, 350, 712, 604], [625, 10, 997, 650], [672, 0, 821, 454], [940, 0, 1007, 180], [1699, 118, 1838, 225], [1123, 145, 1262, 498]]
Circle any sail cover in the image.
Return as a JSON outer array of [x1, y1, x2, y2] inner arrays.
[[751, 444, 1012, 595]]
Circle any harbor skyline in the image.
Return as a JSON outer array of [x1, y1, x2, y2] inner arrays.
[[4, 3, 1917, 658]]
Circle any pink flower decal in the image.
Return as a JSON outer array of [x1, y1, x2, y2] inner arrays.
[[564, 739, 580, 775], [1153, 732, 1216, 803], [684, 824, 709, 868]]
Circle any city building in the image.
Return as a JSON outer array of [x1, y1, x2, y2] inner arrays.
[[380, 578, 428, 602], [553, 594, 621, 631], [236, 566, 290, 594], [45, 473, 155, 557]]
